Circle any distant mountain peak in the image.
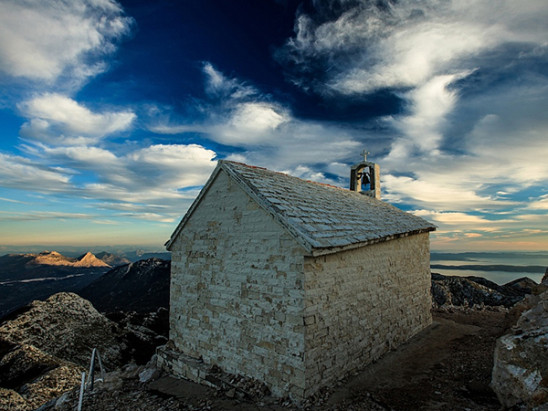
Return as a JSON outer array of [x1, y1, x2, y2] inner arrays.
[[31, 251, 72, 266], [74, 252, 110, 268]]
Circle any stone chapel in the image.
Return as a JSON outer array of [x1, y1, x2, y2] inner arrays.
[[158, 158, 436, 400]]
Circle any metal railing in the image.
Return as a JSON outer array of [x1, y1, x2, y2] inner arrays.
[[77, 348, 105, 411]]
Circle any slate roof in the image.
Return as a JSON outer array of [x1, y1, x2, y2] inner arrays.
[[167, 161, 436, 256]]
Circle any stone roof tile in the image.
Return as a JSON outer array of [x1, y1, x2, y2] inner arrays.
[[221, 161, 436, 255]]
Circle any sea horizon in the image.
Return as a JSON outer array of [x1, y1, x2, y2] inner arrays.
[[430, 251, 548, 285]]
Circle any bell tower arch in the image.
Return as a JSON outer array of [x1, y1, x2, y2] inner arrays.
[[350, 150, 381, 199]]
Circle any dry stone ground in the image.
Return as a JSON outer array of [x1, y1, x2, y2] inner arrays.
[[49, 308, 509, 411]]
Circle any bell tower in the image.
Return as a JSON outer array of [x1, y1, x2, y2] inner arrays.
[[350, 150, 381, 199]]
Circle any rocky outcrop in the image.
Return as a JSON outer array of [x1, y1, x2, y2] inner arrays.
[[431, 273, 534, 308], [79, 258, 170, 313], [491, 290, 548, 409], [0, 292, 125, 368], [0, 292, 169, 410], [0, 292, 123, 410]]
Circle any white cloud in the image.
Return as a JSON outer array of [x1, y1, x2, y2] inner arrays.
[[216, 116, 362, 175], [527, 195, 548, 210], [464, 89, 548, 185], [19, 93, 135, 145], [414, 210, 508, 227], [0, 0, 132, 84], [212, 102, 290, 145], [127, 144, 217, 189], [41, 145, 118, 166], [201, 64, 292, 146], [230, 102, 289, 133], [276, 0, 548, 229], [416, 207, 548, 251], [27, 142, 216, 203], [283, 165, 326, 183]]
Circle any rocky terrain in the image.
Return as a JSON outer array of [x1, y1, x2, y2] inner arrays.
[[0, 292, 168, 410], [431, 272, 542, 308], [26, 305, 518, 411], [0, 266, 546, 410], [491, 288, 548, 408]]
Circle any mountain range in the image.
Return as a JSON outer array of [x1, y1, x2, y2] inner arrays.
[[0, 251, 131, 318], [0, 251, 130, 279]]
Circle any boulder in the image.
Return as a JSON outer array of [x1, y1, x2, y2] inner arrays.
[[491, 290, 548, 408]]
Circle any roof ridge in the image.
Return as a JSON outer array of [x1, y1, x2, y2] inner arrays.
[[223, 160, 348, 192], [220, 160, 267, 171]]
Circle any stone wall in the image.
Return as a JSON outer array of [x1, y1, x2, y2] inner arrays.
[[167, 170, 307, 398], [302, 233, 433, 396]]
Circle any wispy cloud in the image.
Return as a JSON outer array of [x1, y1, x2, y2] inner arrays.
[[274, 0, 548, 251], [279, 2, 548, 198], [0, 197, 25, 204], [0, 210, 93, 222], [280, 0, 547, 95], [146, 63, 364, 179], [203, 62, 256, 99], [0, 152, 72, 192], [387, 72, 470, 158]]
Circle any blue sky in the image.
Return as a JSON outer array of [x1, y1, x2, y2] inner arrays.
[[0, 0, 547, 252]]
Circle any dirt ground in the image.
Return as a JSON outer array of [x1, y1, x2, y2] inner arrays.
[[55, 308, 508, 410]]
